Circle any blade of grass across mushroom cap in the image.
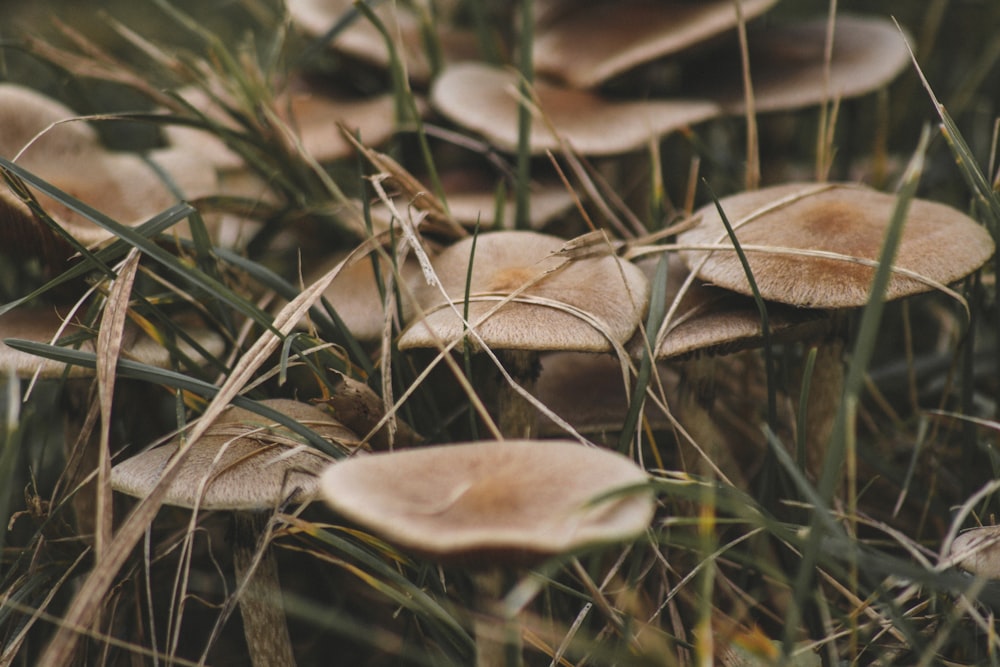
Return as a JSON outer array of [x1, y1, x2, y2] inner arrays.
[[689, 15, 912, 115], [399, 230, 649, 352], [533, 0, 779, 89], [319, 440, 654, 565], [678, 182, 996, 309], [430, 62, 721, 156], [110, 399, 359, 511]]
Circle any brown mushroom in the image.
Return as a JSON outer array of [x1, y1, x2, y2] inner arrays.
[[319, 439, 654, 665], [399, 230, 649, 437], [111, 398, 360, 667]]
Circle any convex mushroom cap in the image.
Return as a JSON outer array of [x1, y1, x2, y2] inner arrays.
[[111, 399, 359, 511], [678, 182, 996, 309], [430, 62, 720, 156], [319, 440, 654, 565], [534, 0, 779, 89], [0, 84, 217, 257], [399, 230, 649, 353]]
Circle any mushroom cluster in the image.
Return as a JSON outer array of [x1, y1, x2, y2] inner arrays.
[[3, 2, 998, 666]]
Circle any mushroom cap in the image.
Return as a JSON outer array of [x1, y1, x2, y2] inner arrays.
[[0, 307, 225, 379], [287, 0, 478, 84], [111, 399, 359, 511], [692, 15, 912, 114], [949, 526, 1000, 578], [678, 182, 996, 309], [399, 231, 649, 353], [319, 440, 654, 565], [635, 257, 831, 359], [430, 62, 720, 156], [534, 0, 779, 89], [0, 86, 218, 256]]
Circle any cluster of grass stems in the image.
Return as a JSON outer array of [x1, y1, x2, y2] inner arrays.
[[0, 0, 998, 665]]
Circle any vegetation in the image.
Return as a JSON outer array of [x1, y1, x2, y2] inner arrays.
[[0, 0, 998, 665]]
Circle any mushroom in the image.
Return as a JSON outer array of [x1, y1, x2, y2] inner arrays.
[[0, 84, 217, 268], [286, 0, 478, 85], [111, 398, 361, 667], [318, 439, 655, 666], [688, 15, 912, 115], [628, 256, 831, 484], [677, 182, 995, 310], [1, 306, 225, 538], [430, 62, 721, 156], [399, 230, 649, 437], [533, 0, 779, 89], [947, 526, 1000, 578], [677, 182, 995, 482]]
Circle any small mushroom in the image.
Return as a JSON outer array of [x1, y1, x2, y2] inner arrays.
[[111, 398, 360, 667], [629, 256, 830, 484], [399, 230, 649, 437], [319, 440, 655, 665], [947, 526, 1000, 578]]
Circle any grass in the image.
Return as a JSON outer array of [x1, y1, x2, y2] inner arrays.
[[0, 0, 998, 665]]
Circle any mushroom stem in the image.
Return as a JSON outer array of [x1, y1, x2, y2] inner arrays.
[[470, 569, 522, 667], [231, 512, 297, 667], [674, 357, 745, 487], [798, 336, 846, 486], [495, 350, 541, 439]]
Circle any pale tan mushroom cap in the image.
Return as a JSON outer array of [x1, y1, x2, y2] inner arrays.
[[678, 182, 996, 308], [111, 399, 358, 511], [694, 15, 912, 114], [0, 308, 225, 379], [430, 62, 720, 156], [949, 526, 1000, 578], [0, 86, 218, 252], [399, 231, 649, 352], [635, 257, 830, 359], [319, 440, 654, 563], [534, 0, 778, 89], [0, 84, 99, 162]]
